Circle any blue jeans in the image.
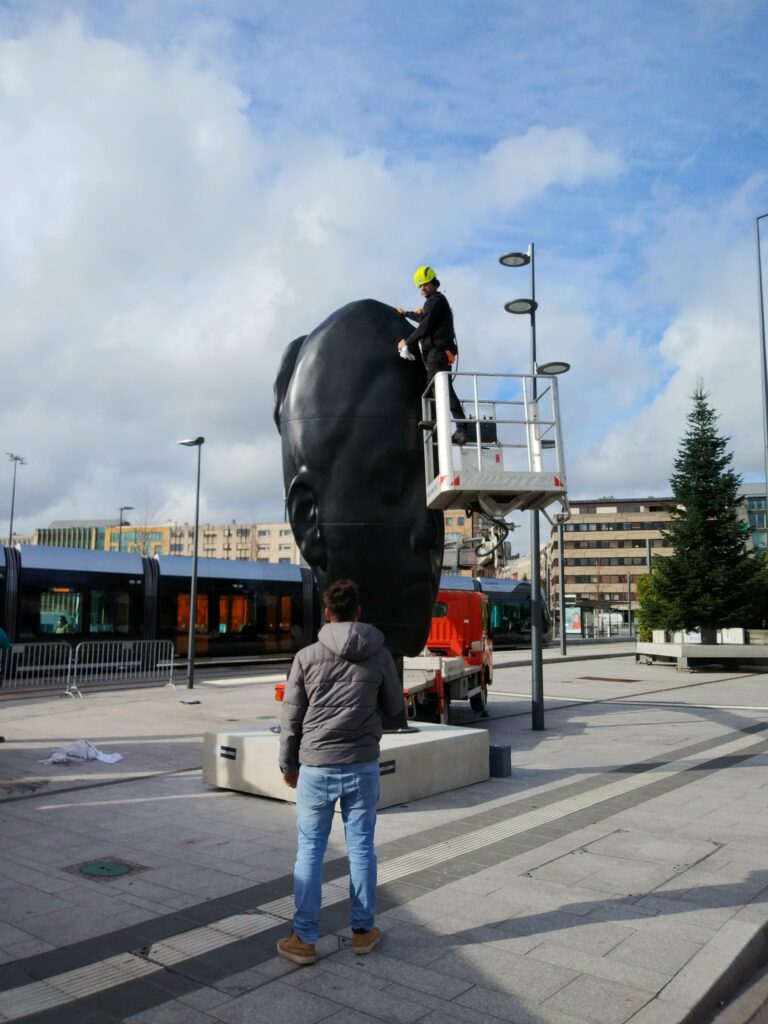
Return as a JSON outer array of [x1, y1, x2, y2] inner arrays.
[[293, 760, 380, 944]]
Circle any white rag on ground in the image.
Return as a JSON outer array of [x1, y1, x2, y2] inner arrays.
[[39, 740, 123, 765]]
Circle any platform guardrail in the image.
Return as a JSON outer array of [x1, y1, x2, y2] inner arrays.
[[422, 370, 568, 515], [0, 640, 174, 697]]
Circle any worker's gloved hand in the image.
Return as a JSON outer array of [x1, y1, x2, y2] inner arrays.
[[394, 306, 405, 315]]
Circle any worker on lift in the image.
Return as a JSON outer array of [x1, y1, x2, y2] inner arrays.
[[396, 266, 468, 444]]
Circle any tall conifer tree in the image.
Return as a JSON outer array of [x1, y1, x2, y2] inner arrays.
[[650, 387, 764, 642]]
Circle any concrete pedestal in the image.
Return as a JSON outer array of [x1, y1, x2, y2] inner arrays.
[[202, 722, 489, 809], [636, 641, 768, 671]]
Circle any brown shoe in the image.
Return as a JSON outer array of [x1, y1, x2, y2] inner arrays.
[[276, 931, 317, 965], [352, 927, 381, 955]]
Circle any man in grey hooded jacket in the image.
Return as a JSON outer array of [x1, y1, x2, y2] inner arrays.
[[277, 579, 404, 966]]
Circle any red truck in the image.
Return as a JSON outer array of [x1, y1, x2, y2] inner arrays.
[[275, 577, 493, 725], [404, 579, 493, 723]]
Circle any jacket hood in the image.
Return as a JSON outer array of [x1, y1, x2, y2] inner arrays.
[[318, 621, 386, 661]]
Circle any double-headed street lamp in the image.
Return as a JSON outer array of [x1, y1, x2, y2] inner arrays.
[[118, 506, 134, 553], [178, 437, 205, 689], [756, 214, 768, 536], [500, 246, 570, 729], [6, 453, 27, 548]]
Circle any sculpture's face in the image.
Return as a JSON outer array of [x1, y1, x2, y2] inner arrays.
[[275, 300, 444, 657]]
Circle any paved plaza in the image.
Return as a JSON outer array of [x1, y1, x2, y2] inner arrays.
[[1, 644, 767, 1024]]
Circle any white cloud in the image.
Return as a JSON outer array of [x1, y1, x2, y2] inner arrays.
[[0, 16, 625, 534], [569, 183, 768, 498]]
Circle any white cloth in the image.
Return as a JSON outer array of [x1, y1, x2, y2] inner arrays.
[[39, 740, 123, 765], [399, 347, 415, 361]]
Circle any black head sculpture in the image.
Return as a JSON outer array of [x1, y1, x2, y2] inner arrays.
[[274, 299, 445, 657]]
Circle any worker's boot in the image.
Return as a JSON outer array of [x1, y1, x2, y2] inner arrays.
[[352, 926, 381, 955], [277, 931, 317, 965]]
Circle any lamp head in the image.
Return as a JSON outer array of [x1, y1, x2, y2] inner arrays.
[[505, 298, 538, 315], [499, 252, 531, 268], [178, 437, 205, 447], [537, 361, 571, 376]]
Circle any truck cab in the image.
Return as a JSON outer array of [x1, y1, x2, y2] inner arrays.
[[427, 587, 493, 687]]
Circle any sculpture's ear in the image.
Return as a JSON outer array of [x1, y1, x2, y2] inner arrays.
[[287, 469, 327, 571], [273, 335, 307, 432]]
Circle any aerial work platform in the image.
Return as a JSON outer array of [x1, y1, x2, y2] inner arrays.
[[422, 371, 568, 517]]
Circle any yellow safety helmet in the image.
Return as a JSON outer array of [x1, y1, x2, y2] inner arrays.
[[413, 265, 437, 287]]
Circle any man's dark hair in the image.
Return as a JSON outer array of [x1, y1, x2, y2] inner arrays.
[[324, 579, 360, 621]]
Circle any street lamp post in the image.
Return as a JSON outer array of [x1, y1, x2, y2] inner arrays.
[[557, 514, 567, 655], [118, 506, 134, 553], [500, 245, 545, 729], [501, 248, 571, 728], [178, 437, 205, 689], [756, 214, 768, 533], [6, 453, 27, 548]]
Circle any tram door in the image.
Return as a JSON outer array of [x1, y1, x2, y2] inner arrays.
[[176, 594, 210, 655], [218, 595, 249, 635], [256, 592, 295, 653]]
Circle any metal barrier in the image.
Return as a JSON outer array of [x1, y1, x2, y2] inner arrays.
[[0, 642, 73, 692], [0, 640, 174, 696], [70, 640, 175, 696]]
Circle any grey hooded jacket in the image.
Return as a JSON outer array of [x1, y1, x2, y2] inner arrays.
[[279, 621, 403, 772]]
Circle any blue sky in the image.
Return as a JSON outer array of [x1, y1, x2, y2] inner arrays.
[[1, 0, 767, 536]]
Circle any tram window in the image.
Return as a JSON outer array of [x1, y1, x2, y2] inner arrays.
[[37, 589, 82, 634], [89, 590, 130, 635]]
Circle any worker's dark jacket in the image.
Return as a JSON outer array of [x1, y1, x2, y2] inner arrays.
[[404, 291, 456, 370], [279, 621, 403, 772]]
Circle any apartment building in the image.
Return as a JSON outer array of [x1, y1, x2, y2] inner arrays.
[[547, 497, 676, 614], [742, 482, 767, 550], [167, 522, 299, 562], [30, 520, 301, 563], [27, 512, 519, 576]]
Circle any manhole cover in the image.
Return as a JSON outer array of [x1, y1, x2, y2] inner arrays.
[[79, 860, 132, 878]]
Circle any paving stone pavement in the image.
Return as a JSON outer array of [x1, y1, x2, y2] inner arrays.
[[0, 647, 767, 1023]]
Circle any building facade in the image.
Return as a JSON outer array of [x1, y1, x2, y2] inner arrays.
[[547, 497, 676, 619], [30, 520, 301, 563], [742, 483, 767, 550], [545, 487, 764, 631]]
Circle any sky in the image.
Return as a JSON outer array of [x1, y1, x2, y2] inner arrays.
[[1, 0, 767, 541]]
